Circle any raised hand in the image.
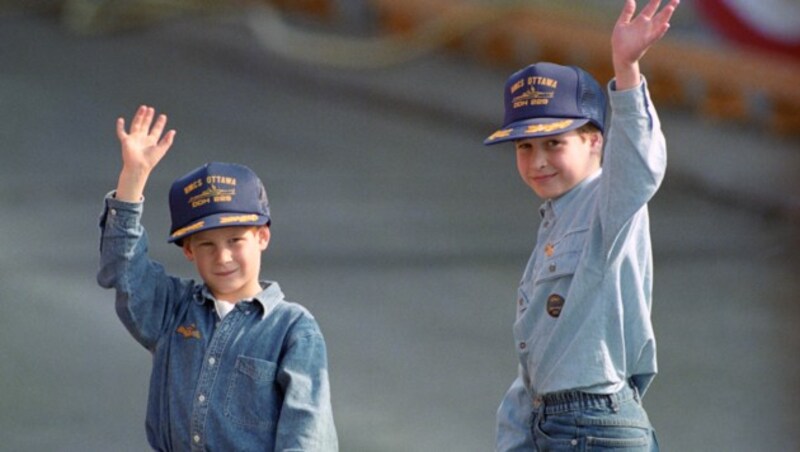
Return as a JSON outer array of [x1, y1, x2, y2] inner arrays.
[[611, 0, 680, 89], [116, 105, 176, 173], [114, 105, 176, 202]]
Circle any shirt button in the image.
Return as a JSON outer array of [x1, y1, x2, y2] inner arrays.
[[519, 342, 526, 350], [110, 208, 117, 216], [198, 394, 206, 403], [549, 263, 556, 272], [208, 357, 216, 366], [193, 434, 201, 443], [571, 439, 578, 446]]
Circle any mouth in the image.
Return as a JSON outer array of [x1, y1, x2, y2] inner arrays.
[[531, 173, 557, 183], [214, 269, 237, 277]]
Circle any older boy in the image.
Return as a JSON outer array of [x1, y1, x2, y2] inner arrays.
[[97, 105, 338, 451], [484, 0, 679, 450]]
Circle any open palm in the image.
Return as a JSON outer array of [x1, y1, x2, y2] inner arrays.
[[612, 0, 679, 66], [116, 105, 175, 172]]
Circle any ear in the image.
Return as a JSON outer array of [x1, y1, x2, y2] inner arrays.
[[182, 241, 195, 262], [257, 226, 271, 251], [589, 131, 604, 158]]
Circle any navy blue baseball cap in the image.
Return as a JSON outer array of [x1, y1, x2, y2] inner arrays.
[[484, 62, 607, 145], [168, 162, 271, 245]]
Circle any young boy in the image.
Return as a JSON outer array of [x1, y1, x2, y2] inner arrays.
[[97, 105, 338, 451], [484, 0, 679, 450]]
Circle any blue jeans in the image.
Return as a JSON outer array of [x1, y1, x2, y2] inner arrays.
[[530, 382, 658, 451]]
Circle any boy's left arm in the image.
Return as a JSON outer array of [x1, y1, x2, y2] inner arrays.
[[275, 322, 338, 451]]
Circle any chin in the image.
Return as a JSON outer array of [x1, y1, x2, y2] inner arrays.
[[533, 189, 558, 199]]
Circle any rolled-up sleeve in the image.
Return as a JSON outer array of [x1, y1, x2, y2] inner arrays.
[[97, 192, 190, 350]]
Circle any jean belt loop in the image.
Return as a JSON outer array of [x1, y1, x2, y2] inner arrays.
[[629, 379, 641, 402], [609, 393, 620, 413]]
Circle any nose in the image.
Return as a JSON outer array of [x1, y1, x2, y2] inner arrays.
[[216, 247, 233, 264], [530, 149, 547, 170]]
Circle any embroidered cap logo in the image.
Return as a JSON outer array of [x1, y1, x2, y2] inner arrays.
[[511, 75, 558, 109], [186, 176, 237, 209]]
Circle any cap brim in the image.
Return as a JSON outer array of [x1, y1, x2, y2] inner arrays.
[[483, 117, 590, 145], [168, 213, 271, 245]]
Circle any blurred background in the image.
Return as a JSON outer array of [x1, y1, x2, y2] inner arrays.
[[0, 0, 798, 450]]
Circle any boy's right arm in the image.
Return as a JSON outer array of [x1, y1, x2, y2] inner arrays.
[[596, 0, 677, 253], [115, 105, 175, 202], [98, 105, 183, 349], [98, 194, 186, 349], [496, 373, 534, 451], [611, 0, 679, 91]]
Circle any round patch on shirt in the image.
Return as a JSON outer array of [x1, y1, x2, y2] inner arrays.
[[546, 294, 565, 318]]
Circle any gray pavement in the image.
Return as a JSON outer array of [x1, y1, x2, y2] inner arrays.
[[1, 10, 798, 452]]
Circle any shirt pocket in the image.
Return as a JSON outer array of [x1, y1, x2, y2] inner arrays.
[[224, 355, 281, 430], [533, 227, 588, 285]]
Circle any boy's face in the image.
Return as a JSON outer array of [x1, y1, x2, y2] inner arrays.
[[182, 225, 270, 302], [514, 129, 602, 200]]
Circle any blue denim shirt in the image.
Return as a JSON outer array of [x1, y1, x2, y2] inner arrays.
[[496, 78, 666, 451], [97, 195, 338, 451]]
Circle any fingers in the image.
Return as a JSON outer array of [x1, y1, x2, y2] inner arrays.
[[639, 0, 663, 20], [637, 0, 679, 24], [121, 105, 172, 139], [616, 0, 636, 26], [130, 105, 160, 134], [129, 105, 149, 134], [653, 0, 679, 27], [149, 112, 168, 139], [158, 129, 177, 151], [116, 117, 127, 141], [646, 0, 678, 42]]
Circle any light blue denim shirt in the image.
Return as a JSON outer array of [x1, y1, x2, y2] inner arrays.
[[97, 195, 338, 451], [496, 78, 666, 451]]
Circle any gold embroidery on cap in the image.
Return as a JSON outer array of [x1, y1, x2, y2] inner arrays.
[[511, 76, 558, 108], [487, 129, 513, 141], [205, 175, 237, 186], [525, 119, 574, 134], [171, 220, 205, 238], [512, 88, 555, 108], [188, 184, 236, 208], [183, 178, 203, 195], [219, 214, 260, 225]]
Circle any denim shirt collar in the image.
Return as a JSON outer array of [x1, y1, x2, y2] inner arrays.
[[196, 281, 285, 320], [539, 168, 602, 219]]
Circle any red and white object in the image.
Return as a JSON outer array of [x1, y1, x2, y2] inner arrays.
[[695, 0, 800, 60]]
